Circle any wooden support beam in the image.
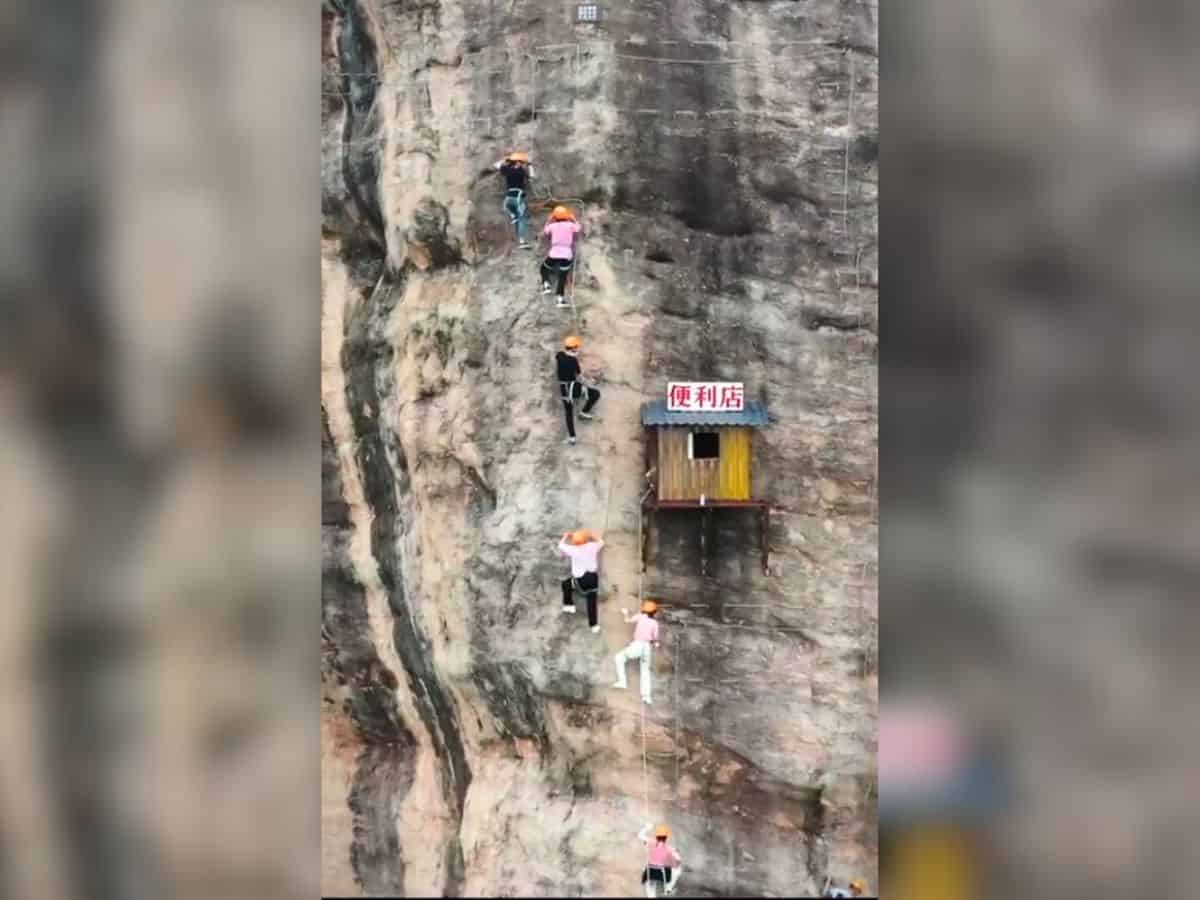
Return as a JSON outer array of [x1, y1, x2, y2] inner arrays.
[[645, 427, 658, 502], [643, 504, 652, 573], [760, 505, 770, 574], [639, 504, 647, 574], [646, 504, 656, 571], [700, 506, 714, 578], [652, 499, 768, 509]]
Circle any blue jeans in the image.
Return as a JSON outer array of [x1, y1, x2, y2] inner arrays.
[[503, 189, 529, 242]]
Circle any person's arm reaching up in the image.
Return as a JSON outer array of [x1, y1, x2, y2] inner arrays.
[[637, 823, 652, 844]]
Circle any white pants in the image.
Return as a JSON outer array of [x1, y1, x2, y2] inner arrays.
[[615, 640, 652, 701]]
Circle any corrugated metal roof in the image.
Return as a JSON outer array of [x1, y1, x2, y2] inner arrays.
[[641, 400, 770, 427]]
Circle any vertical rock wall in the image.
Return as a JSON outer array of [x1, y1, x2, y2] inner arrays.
[[322, 0, 877, 895]]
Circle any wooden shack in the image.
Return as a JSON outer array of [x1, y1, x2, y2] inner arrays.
[[640, 396, 771, 575]]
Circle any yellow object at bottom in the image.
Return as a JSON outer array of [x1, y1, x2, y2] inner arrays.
[[887, 826, 974, 900]]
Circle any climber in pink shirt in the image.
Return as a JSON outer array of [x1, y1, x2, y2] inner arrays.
[[540, 205, 583, 306], [637, 822, 683, 897], [558, 529, 604, 632], [612, 599, 662, 705]]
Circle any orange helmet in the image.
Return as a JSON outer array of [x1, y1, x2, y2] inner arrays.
[[654, 825, 670, 839], [551, 205, 574, 221], [642, 600, 658, 615], [563, 335, 581, 351], [507, 151, 529, 163], [849, 879, 867, 894], [570, 529, 592, 545]]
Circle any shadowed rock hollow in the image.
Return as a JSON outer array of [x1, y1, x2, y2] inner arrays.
[[321, 0, 877, 896]]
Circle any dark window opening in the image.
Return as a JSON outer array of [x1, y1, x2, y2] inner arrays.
[[692, 432, 720, 459]]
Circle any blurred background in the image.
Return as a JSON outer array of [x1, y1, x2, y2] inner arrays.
[[0, 2, 318, 899], [2, 0, 1198, 898], [883, 1, 1200, 899]]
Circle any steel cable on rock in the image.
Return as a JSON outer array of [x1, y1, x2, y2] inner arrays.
[[525, 42, 674, 884], [569, 229, 582, 333], [634, 478, 653, 876]]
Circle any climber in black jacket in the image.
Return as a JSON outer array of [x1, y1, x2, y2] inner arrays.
[[493, 151, 535, 248], [556, 334, 600, 445]]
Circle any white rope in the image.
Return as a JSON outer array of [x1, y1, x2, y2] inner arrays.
[[637, 496, 650, 833], [632, 401, 652, 876], [674, 628, 681, 794], [530, 55, 539, 164], [324, 38, 870, 85], [662, 617, 816, 637], [842, 50, 855, 249], [569, 230, 582, 333], [641, 668, 650, 841], [335, 108, 871, 144]]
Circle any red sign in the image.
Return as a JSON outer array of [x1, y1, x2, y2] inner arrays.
[[667, 382, 744, 412]]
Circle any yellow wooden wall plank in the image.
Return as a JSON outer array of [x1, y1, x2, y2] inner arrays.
[[658, 427, 754, 501], [717, 428, 751, 500], [887, 826, 974, 900]]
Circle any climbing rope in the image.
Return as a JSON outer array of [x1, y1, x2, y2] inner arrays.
[[641, 670, 651, 845], [529, 54, 540, 198], [674, 628, 681, 794], [634, 471, 653, 873], [523, 55, 660, 881], [569, 231, 582, 334]]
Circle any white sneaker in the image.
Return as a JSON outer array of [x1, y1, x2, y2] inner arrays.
[[556, 298, 569, 308], [520, 241, 531, 249], [591, 625, 600, 633], [562, 605, 576, 613], [642, 697, 653, 705], [611, 682, 626, 689], [578, 411, 594, 419], [565, 436, 576, 445], [541, 283, 552, 294]]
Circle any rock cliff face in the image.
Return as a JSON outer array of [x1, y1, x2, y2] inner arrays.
[[321, 0, 877, 896]]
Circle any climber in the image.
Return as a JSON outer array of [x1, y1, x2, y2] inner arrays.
[[540, 205, 582, 306], [492, 151, 535, 248], [558, 529, 603, 632], [637, 823, 683, 897], [556, 335, 600, 446], [823, 877, 868, 897], [612, 599, 661, 705]]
